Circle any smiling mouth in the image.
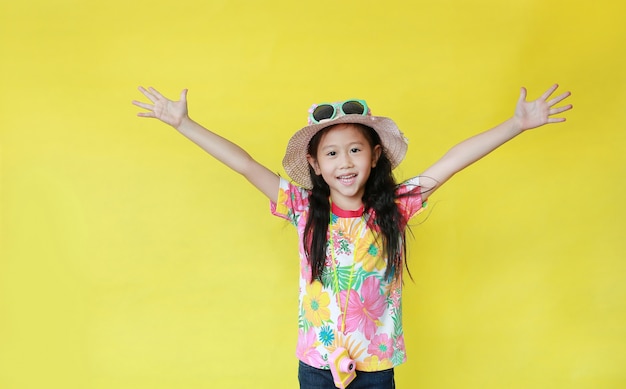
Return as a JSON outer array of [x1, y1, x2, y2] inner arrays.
[[337, 174, 357, 184]]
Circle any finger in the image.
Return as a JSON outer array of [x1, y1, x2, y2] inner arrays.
[[138, 86, 158, 103], [549, 104, 573, 115], [547, 117, 566, 123], [137, 111, 156, 118], [148, 87, 166, 100], [132, 100, 154, 111], [540, 84, 559, 101], [547, 91, 571, 107], [518, 87, 527, 103]]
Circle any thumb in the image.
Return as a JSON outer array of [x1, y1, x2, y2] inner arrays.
[[180, 88, 188, 102], [518, 87, 527, 103]]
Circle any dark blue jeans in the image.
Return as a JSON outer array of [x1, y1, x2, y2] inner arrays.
[[298, 361, 395, 389]]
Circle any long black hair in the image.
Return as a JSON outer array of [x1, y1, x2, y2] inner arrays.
[[303, 123, 411, 283]]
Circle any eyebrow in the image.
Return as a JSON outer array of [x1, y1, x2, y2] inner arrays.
[[320, 140, 366, 151]]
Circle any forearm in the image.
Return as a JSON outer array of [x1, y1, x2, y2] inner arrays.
[[174, 116, 280, 201], [421, 117, 524, 188], [175, 116, 256, 175], [441, 117, 523, 173]]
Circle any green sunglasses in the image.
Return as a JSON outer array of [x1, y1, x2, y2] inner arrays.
[[308, 99, 369, 124]]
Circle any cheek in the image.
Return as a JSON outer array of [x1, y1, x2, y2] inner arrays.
[[319, 164, 333, 177]]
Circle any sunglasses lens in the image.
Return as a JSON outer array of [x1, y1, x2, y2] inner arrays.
[[312, 105, 335, 122], [341, 101, 366, 115]]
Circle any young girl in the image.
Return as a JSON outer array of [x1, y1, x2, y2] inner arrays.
[[133, 85, 572, 389]]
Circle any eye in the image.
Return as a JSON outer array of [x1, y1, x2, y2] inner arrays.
[[350, 147, 361, 153], [326, 151, 336, 157]]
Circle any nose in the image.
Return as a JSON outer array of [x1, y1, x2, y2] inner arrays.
[[339, 152, 354, 168]]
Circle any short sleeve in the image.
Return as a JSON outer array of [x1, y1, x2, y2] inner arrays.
[[395, 176, 427, 221], [270, 177, 311, 226]]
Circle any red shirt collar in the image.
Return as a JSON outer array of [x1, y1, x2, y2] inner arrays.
[[331, 202, 365, 218]]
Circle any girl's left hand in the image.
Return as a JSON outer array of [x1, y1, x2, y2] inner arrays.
[[514, 84, 572, 131]]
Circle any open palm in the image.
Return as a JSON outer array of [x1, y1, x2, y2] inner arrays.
[[514, 84, 572, 131], [133, 87, 188, 128]]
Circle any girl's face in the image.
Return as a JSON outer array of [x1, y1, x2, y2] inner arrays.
[[307, 123, 381, 210]]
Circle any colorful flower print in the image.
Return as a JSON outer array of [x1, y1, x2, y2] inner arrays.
[[318, 325, 335, 347], [335, 217, 363, 242], [394, 334, 405, 351], [362, 355, 393, 370], [303, 280, 331, 327], [367, 334, 394, 360], [275, 184, 309, 227], [391, 334, 406, 365], [333, 333, 367, 361], [330, 228, 352, 257], [337, 277, 386, 340], [388, 284, 402, 311], [297, 327, 325, 367], [300, 256, 312, 283], [354, 230, 386, 272], [283, 185, 308, 213]]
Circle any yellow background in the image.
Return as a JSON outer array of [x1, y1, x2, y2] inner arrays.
[[1, 0, 625, 388]]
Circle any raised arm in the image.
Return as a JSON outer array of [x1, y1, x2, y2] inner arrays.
[[133, 87, 280, 203], [419, 84, 572, 197]]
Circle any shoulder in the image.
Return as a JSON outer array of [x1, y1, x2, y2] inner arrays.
[[271, 177, 311, 223], [395, 176, 422, 197], [277, 177, 311, 206], [395, 176, 427, 219]]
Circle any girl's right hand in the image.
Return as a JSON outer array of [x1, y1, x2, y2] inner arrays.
[[133, 87, 189, 129]]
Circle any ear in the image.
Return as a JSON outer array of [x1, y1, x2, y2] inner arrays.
[[371, 144, 382, 168], [306, 154, 321, 175]]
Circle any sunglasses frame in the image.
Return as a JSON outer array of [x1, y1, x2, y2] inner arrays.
[[309, 99, 369, 124]]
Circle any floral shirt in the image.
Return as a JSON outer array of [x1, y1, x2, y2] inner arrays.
[[270, 177, 425, 372]]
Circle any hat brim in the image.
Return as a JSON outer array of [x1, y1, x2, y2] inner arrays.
[[282, 114, 408, 189]]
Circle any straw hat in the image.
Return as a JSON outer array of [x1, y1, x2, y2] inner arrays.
[[282, 102, 408, 189]]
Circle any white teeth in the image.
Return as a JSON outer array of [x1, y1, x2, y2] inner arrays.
[[338, 174, 356, 179]]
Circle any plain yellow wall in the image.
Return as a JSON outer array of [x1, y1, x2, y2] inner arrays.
[[1, 0, 625, 388]]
